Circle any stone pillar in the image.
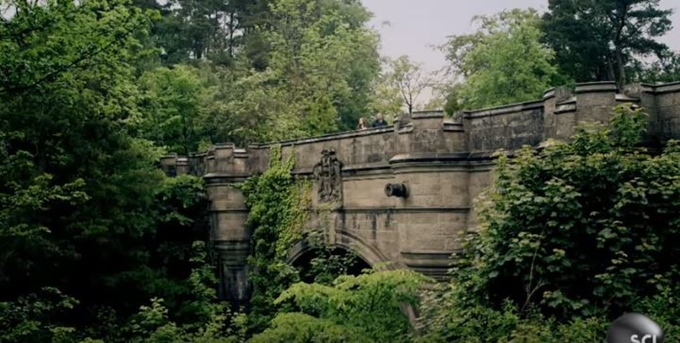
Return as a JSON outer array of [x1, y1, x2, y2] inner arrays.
[[623, 83, 661, 147], [215, 240, 251, 310], [653, 81, 680, 142], [543, 86, 576, 141], [389, 111, 469, 281], [573, 81, 618, 126], [159, 154, 178, 176], [204, 144, 256, 309]]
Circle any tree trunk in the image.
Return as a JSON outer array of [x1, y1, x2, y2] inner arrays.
[[615, 47, 626, 88], [612, 4, 629, 89], [228, 11, 235, 58], [606, 54, 616, 82]]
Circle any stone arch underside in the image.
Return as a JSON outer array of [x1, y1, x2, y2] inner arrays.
[[286, 229, 399, 272]]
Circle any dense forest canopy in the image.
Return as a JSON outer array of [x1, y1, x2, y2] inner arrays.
[[1, 0, 680, 342]]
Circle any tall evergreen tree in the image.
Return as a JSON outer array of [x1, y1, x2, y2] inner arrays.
[[542, 0, 674, 86]]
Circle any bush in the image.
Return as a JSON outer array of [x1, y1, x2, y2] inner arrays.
[[418, 104, 680, 342]]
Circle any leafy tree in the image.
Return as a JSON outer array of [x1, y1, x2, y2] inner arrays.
[[123, 242, 246, 343], [256, 0, 380, 138], [140, 0, 381, 143], [382, 55, 432, 114], [441, 84, 465, 116], [230, 0, 276, 70], [0, 0, 162, 311], [0, 287, 81, 343], [153, 0, 240, 64], [634, 51, 680, 83], [251, 269, 429, 343], [0, 0, 236, 340], [421, 74, 450, 112], [317, 0, 382, 131], [442, 9, 563, 111], [251, 313, 369, 343], [542, 0, 674, 86], [204, 63, 289, 145], [138, 65, 208, 154], [453, 104, 680, 320], [368, 71, 405, 118]]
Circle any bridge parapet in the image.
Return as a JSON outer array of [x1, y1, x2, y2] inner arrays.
[[160, 80, 680, 307]]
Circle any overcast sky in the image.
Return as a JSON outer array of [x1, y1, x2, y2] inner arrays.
[[362, 0, 680, 102]]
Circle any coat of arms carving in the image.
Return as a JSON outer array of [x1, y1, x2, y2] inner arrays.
[[312, 148, 343, 202]]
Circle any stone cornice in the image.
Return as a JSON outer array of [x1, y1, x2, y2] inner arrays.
[[462, 100, 543, 119], [254, 125, 395, 147], [212, 206, 471, 214], [339, 206, 470, 213], [411, 110, 445, 119], [573, 81, 617, 94], [389, 152, 495, 164], [442, 121, 464, 132], [640, 80, 680, 94], [204, 173, 251, 183], [201, 151, 503, 181]]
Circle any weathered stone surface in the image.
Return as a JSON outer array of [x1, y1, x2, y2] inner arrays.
[[159, 81, 680, 306]]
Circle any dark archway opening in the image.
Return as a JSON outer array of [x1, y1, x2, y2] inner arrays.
[[292, 246, 372, 284]]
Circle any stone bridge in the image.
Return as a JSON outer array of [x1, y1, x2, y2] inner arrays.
[[160, 80, 680, 307]]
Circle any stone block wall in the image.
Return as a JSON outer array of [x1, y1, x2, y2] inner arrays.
[[159, 80, 680, 306], [464, 101, 544, 152]]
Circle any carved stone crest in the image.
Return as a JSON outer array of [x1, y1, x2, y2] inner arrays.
[[312, 148, 343, 202]]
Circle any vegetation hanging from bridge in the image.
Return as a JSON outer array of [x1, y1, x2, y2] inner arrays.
[[237, 146, 311, 333], [237, 145, 371, 335]]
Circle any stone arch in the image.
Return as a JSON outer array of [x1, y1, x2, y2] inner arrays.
[[286, 229, 395, 271]]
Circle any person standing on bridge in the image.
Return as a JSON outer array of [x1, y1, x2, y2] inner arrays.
[[372, 113, 388, 128], [357, 117, 368, 130]]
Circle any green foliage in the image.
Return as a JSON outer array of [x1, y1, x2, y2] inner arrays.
[[137, 65, 208, 154], [253, 269, 430, 343], [417, 297, 609, 343], [124, 242, 245, 343], [442, 9, 564, 111], [255, 0, 381, 137], [251, 312, 370, 343], [0, 288, 80, 343], [635, 51, 680, 83], [298, 244, 363, 285], [0, 0, 162, 293], [0, 0, 223, 327], [140, 0, 382, 145], [0, 0, 178, 339]]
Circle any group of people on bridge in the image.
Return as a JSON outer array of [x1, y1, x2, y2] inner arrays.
[[356, 113, 389, 130]]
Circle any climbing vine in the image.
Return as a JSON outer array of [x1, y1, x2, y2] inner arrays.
[[237, 146, 311, 332], [238, 145, 365, 334]]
